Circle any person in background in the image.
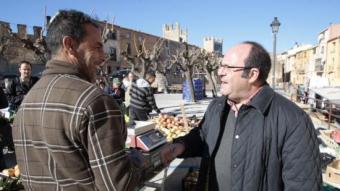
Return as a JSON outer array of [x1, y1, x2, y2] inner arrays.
[[161, 41, 321, 191], [12, 9, 145, 190], [0, 88, 8, 110], [124, 72, 135, 107], [0, 88, 16, 171], [111, 78, 125, 105], [129, 72, 161, 126], [5, 61, 39, 112], [98, 80, 112, 94], [123, 72, 135, 123], [122, 75, 129, 91], [98, 80, 106, 91]]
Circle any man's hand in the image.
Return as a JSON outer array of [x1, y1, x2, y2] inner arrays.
[[127, 148, 147, 168], [160, 143, 185, 165]]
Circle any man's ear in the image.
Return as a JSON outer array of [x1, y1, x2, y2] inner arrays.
[[62, 36, 76, 55], [248, 68, 260, 84]]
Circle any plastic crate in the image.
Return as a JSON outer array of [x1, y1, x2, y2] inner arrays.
[[182, 80, 204, 101]]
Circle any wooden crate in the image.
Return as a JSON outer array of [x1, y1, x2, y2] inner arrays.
[[324, 160, 340, 189]]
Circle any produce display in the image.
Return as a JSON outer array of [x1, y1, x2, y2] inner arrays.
[[2, 165, 20, 178], [0, 165, 23, 190], [331, 130, 340, 144], [153, 114, 200, 142]]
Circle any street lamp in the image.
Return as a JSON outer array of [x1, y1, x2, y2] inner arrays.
[[270, 17, 280, 90]]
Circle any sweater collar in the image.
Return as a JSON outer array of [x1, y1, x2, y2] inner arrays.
[[42, 59, 90, 82]]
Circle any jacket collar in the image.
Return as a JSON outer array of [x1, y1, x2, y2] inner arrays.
[[248, 84, 274, 115], [42, 59, 90, 82]]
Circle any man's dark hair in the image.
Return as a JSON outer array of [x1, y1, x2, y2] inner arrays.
[[19, 60, 32, 68], [146, 72, 156, 80], [242, 41, 271, 84], [46, 9, 99, 55]]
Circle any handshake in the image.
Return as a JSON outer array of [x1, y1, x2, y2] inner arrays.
[[127, 142, 185, 168], [127, 148, 148, 168], [159, 143, 185, 165]]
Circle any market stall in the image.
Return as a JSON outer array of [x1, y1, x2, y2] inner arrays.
[[125, 112, 201, 190], [319, 128, 340, 189]]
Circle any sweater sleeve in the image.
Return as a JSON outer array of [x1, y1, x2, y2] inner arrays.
[[146, 87, 159, 112], [173, 116, 206, 158]]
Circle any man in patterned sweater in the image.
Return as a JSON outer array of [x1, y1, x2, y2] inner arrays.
[[13, 9, 144, 191], [128, 73, 161, 127]]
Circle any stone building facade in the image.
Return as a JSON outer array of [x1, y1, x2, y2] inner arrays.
[[0, 21, 45, 76], [162, 22, 188, 43], [0, 20, 201, 87], [325, 36, 340, 86]]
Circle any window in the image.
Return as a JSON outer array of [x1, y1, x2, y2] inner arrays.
[[138, 36, 143, 42], [109, 47, 117, 61], [107, 66, 112, 74], [127, 43, 131, 55], [107, 30, 116, 40]]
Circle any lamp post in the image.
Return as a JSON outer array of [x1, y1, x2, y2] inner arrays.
[[270, 17, 280, 90]]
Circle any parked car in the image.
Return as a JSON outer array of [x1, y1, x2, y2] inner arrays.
[[309, 87, 340, 123]]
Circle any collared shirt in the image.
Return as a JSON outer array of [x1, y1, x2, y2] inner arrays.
[[227, 86, 264, 116]]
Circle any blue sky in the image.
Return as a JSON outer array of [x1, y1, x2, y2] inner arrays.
[[0, 0, 339, 53]]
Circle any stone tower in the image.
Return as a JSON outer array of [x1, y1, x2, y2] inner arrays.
[[203, 36, 223, 54], [162, 22, 188, 43]]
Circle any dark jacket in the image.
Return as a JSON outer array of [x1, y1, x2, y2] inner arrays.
[[0, 88, 16, 171], [175, 85, 322, 191], [13, 60, 142, 191], [5, 76, 38, 112], [0, 88, 8, 109], [112, 86, 125, 105]]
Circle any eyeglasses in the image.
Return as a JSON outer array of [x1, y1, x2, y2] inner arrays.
[[219, 63, 253, 72]]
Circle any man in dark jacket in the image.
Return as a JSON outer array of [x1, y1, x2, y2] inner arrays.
[[5, 61, 38, 112], [13, 9, 144, 190], [161, 41, 322, 191], [0, 88, 8, 109], [0, 88, 16, 171]]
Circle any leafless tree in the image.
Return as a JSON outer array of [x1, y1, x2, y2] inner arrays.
[[121, 35, 165, 79], [0, 36, 10, 56], [168, 42, 202, 102], [198, 50, 221, 97]]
